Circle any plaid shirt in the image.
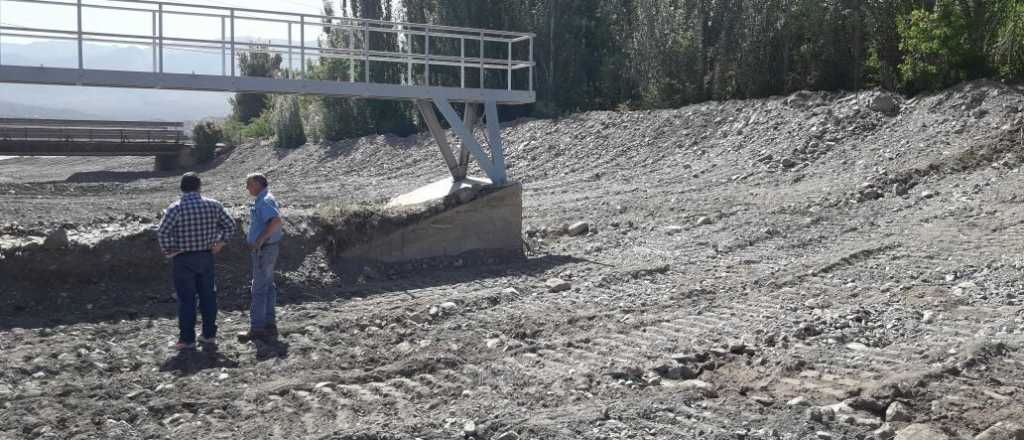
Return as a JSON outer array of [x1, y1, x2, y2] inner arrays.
[[157, 192, 236, 253]]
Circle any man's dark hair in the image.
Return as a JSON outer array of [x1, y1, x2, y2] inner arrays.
[[180, 172, 201, 192], [246, 173, 268, 189]]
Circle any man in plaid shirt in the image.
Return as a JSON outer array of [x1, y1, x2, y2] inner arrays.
[[158, 172, 236, 350]]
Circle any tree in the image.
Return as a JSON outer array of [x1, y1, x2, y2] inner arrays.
[[898, 0, 975, 92], [231, 43, 283, 124], [272, 96, 307, 149]]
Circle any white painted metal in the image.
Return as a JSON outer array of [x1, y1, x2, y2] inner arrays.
[[0, 0, 531, 183]]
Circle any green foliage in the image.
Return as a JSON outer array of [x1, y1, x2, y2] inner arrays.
[[231, 43, 283, 123], [241, 112, 274, 139], [271, 95, 307, 149], [990, 1, 1024, 80], [897, 1, 975, 92], [191, 121, 222, 164]]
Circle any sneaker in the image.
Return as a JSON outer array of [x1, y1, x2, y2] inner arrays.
[[174, 341, 196, 351], [198, 335, 217, 345]]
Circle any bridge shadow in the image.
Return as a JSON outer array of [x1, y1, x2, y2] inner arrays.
[[62, 144, 239, 183], [0, 254, 583, 330]]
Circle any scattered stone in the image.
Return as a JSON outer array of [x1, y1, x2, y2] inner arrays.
[[974, 422, 1024, 440], [216, 373, 229, 381], [545, 278, 571, 293], [567, 221, 590, 237], [816, 431, 834, 440], [846, 342, 869, 351], [787, 396, 811, 407], [606, 365, 643, 381], [782, 157, 798, 168], [665, 225, 684, 235], [671, 352, 708, 364], [440, 302, 458, 311], [653, 363, 698, 380], [678, 379, 717, 398], [885, 401, 912, 422], [921, 311, 935, 324], [870, 424, 897, 440], [696, 216, 714, 226], [750, 395, 774, 406], [920, 190, 937, 199], [895, 424, 949, 440], [486, 338, 502, 349], [494, 432, 519, 440], [462, 420, 477, 436]]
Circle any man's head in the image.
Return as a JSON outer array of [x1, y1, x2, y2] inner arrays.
[[180, 172, 201, 193], [246, 173, 268, 197]]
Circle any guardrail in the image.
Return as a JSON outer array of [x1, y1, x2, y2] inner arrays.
[[0, 0, 535, 92]]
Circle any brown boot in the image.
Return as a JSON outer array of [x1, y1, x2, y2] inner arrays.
[[236, 328, 269, 342]]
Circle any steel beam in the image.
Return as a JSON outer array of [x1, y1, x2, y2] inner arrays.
[[456, 102, 478, 180], [415, 99, 459, 177], [0, 65, 537, 104], [431, 96, 498, 182]]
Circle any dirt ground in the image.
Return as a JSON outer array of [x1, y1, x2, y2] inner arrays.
[[2, 81, 1024, 439]]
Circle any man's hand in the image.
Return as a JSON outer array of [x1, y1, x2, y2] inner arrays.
[[249, 240, 263, 253], [164, 250, 182, 259], [211, 242, 226, 254]]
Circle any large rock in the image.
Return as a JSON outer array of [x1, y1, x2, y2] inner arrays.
[[868, 94, 900, 116], [885, 401, 912, 422], [896, 424, 949, 440], [567, 221, 590, 237]]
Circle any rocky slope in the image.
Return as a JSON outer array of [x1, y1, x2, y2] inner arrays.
[[2, 80, 1024, 439]]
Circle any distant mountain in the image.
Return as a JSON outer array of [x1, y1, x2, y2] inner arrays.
[[0, 100, 101, 119], [0, 41, 233, 121]]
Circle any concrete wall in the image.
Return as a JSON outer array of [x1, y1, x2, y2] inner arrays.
[[341, 183, 524, 263]]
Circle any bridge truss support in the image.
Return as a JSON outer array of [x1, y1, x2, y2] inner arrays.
[[416, 98, 508, 186]]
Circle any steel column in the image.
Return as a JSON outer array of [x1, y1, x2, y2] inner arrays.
[[157, 3, 163, 73], [484, 100, 506, 183], [76, 0, 83, 69], [299, 15, 305, 78], [229, 9, 235, 77]]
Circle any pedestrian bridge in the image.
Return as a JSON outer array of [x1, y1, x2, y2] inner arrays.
[[0, 0, 536, 184], [0, 118, 192, 169]]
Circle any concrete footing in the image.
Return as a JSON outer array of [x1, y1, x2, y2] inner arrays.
[[342, 178, 524, 264]]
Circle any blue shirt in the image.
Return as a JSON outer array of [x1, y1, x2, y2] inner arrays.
[[248, 189, 283, 245], [158, 192, 236, 253]]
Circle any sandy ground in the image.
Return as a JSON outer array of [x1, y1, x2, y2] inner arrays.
[[2, 81, 1024, 439]]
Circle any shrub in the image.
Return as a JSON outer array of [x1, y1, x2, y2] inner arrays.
[[191, 121, 222, 164]]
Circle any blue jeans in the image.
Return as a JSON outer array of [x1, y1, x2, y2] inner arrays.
[[250, 242, 279, 330], [172, 251, 217, 344]]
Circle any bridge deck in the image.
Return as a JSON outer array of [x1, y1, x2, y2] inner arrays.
[[0, 0, 536, 104]]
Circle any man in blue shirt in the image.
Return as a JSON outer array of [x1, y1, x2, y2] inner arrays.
[[238, 172, 284, 341], [157, 172, 235, 350]]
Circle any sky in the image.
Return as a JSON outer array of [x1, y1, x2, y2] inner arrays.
[[1, 0, 335, 44]]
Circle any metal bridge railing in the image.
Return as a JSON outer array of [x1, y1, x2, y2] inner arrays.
[[0, 0, 535, 92]]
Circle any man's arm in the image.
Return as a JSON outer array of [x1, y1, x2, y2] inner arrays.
[[157, 205, 179, 255], [254, 217, 283, 248], [216, 206, 236, 243]]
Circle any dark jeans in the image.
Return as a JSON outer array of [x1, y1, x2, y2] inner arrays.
[[172, 251, 217, 344]]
